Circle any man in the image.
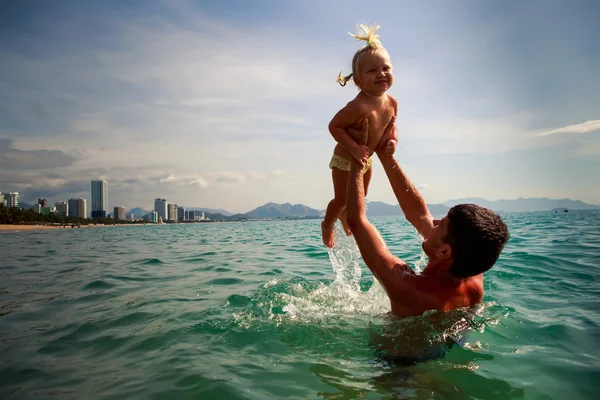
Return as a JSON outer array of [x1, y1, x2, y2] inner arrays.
[[346, 118, 509, 318]]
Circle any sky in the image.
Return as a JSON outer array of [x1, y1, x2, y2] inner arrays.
[[0, 0, 599, 213]]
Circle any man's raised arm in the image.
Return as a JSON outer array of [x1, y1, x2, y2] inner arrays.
[[376, 120, 434, 239], [345, 151, 412, 299]]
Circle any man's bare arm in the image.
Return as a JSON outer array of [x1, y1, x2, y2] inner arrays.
[[375, 120, 434, 239], [345, 145, 414, 300]]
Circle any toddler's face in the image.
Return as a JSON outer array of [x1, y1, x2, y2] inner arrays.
[[356, 51, 394, 95]]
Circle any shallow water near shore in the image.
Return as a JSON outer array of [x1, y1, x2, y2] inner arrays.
[[1, 210, 599, 399]]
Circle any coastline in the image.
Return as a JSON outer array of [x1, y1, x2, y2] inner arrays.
[[0, 224, 140, 231]]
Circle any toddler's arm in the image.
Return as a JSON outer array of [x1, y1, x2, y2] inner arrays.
[[329, 103, 370, 166]]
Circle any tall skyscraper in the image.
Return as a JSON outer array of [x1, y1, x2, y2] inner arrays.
[[38, 198, 48, 207], [0, 192, 5, 205], [168, 203, 176, 221], [5, 192, 18, 208], [176, 206, 185, 221], [55, 201, 68, 216], [91, 180, 108, 218], [114, 206, 126, 220], [68, 198, 87, 218], [154, 198, 168, 222]]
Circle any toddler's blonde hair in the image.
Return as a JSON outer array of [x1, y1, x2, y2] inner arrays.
[[336, 24, 388, 87]]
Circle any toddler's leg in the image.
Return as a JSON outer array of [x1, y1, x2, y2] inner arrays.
[[322, 169, 349, 248], [338, 165, 372, 237], [364, 167, 373, 196], [339, 209, 352, 236]]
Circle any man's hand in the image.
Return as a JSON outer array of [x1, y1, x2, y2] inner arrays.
[[376, 116, 397, 155], [351, 145, 370, 167], [349, 118, 370, 166], [382, 139, 397, 155]]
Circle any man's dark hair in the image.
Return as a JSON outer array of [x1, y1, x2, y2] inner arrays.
[[444, 204, 509, 278]]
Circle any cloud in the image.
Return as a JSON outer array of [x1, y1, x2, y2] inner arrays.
[[18, 180, 90, 201], [26, 102, 49, 119], [0, 138, 79, 170], [535, 120, 600, 137], [189, 178, 209, 188], [158, 175, 178, 183], [417, 184, 428, 190], [209, 172, 246, 183]]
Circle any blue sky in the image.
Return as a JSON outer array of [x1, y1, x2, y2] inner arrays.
[[1, 0, 599, 212]]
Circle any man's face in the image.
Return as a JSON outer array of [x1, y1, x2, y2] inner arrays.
[[422, 216, 451, 261]]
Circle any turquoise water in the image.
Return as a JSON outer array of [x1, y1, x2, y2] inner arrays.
[[1, 210, 599, 399]]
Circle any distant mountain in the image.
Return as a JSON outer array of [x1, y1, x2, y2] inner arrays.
[[128, 207, 150, 218], [19, 202, 34, 209], [366, 201, 401, 217], [442, 197, 600, 213], [188, 207, 232, 216], [245, 202, 322, 219], [366, 201, 449, 217], [428, 204, 452, 216]]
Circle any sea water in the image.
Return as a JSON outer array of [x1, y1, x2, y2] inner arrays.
[[1, 211, 599, 399]]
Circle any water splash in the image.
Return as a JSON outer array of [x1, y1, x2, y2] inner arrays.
[[232, 223, 391, 329], [326, 222, 362, 291]]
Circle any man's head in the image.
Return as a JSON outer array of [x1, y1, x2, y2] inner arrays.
[[422, 204, 509, 278]]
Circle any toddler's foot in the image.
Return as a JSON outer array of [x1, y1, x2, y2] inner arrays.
[[321, 221, 335, 248], [339, 214, 352, 236]]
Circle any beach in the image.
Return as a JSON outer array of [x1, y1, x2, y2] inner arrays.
[[0, 224, 138, 231]]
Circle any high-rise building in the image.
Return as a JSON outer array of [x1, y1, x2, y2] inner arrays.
[[68, 198, 87, 218], [38, 198, 48, 207], [177, 206, 185, 221], [168, 203, 176, 221], [0, 192, 4, 205], [154, 198, 168, 222], [188, 210, 198, 221], [114, 206, 126, 220], [5, 192, 18, 208], [91, 180, 108, 218], [55, 201, 68, 216]]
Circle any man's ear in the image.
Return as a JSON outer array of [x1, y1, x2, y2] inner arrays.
[[437, 243, 452, 260]]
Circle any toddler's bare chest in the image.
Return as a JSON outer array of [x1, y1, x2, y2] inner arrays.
[[364, 108, 395, 147]]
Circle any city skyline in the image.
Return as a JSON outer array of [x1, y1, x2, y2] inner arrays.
[[0, 1, 599, 213], [1, 179, 215, 220], [4, 175, 600, 215]]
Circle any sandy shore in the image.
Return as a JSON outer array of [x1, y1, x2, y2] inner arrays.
[[0, 224, 62, 231], [0, 224, 140, 231]]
